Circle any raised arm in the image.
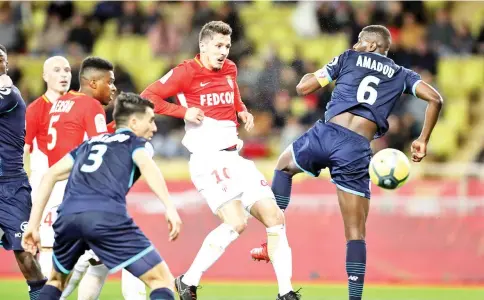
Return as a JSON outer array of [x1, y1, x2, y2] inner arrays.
[[141, 67, 204, 124], [296, 51, 348, 96]]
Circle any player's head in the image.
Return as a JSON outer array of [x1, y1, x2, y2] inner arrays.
[[79, 56, 116, 105], [43, 56, 71, 94], [0, 44, 7, 75], [353, 25, 392, 55], [199, 21, 232, 71], [113, 92, 157, 140]]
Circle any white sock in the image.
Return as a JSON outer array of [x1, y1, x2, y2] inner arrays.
[[77, 264, 109, 300], [122, 269, 146, 300], [267, 224, 293, 296], [182, 223, 239, 286], [39, 251, 53, 278], [60, 257, 89, 299]]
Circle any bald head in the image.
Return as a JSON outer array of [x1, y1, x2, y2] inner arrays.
[[43, 56, 72, 94]]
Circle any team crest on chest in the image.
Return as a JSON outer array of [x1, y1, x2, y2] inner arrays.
[[226, 76, 234, 89]]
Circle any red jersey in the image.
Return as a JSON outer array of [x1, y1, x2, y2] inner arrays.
[[46, 91, 108, 166], [25, 95, 53, 174], [25, 95, 53, 154], [141, 54, 247, 153]]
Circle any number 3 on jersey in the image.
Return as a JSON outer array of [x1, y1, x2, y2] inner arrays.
[[47, 115, 60, 150], [81, 144, 107, 173], [357, 75, 381, 105]]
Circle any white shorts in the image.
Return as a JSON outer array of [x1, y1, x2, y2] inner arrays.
[[39, 179, 68, 248], [189, 150, 274, 213]]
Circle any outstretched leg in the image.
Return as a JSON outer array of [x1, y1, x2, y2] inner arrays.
[[250, 198, 300, 299], [337, 189, 370, 300], [251, 146, 302, 262], [176, 200, 246, 300]]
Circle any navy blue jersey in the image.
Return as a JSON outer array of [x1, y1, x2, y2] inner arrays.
[[0, 86, 27, 179], [317, 50, 421, 138], [58, 129, 153, 216]]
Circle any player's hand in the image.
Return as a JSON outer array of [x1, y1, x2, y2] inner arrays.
[[238, 111, 254, 132], [0, 74, 13, 88], [21, 227, 41, 256], [165, 207, 182, 241], [410, 138, 427, 162], [184, 107, 204, 125]]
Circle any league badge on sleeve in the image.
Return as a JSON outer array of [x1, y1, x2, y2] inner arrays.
[[226, 76, 234, 89]]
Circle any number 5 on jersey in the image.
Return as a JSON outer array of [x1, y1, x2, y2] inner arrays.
[[81, 144, 107, 173], [47, 115, 60, 150]]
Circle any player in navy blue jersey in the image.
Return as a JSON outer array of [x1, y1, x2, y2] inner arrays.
[[0, 44, 47, 300], [22, 92, 182, 300], [250, 26, 443, 300]]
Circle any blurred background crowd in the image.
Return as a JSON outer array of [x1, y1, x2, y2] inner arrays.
[[1, 1, 483, 164]]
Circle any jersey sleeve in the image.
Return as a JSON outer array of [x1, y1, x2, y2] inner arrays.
[[68, 144, 81, 161], [140, 65, 188, 119], [231, 65, 247, 113], [84, 101, 108, 137], [25, 103, 38, 147], [403, 68, 422, 97], [131, 138, 154, 163], [0, 87, 19, 113], [314, 50, 350, 86]]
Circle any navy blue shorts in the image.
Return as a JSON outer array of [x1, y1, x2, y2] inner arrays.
[[52, 211, 162, 277], [0, 177, 31, 251], [292, 121, 372, 199]]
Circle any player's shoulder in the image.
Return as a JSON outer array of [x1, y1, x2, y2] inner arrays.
[[222, 58, 237, 74], [27, 95, 49, 110]]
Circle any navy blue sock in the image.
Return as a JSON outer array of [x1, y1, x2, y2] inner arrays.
[[346, 240, 366, 300], [150, 287, 175, 300], [272, 170, 292, 211], [27, 278, 47, 300], [38, 284, 62, 300]]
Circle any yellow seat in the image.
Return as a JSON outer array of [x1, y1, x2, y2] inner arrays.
[[428, 121, 458, 158], [129, 59, 167, 91], [115, 36, 153, 65], [92, 38, 117, 61], [444, 100, 469, 133], [74, 1, 97, 15], [100, 19, 118, 39], [437, 58, 462, 98], [18, 57, 45, 96], [460, 57, 484, 93]]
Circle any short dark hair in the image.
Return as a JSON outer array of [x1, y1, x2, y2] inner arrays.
[[113, 92, 154, 126], [199, 21, 232, 42], [362, 25, 392, 50], [0, 44, 6, 54], [79, 56, 114, 79]]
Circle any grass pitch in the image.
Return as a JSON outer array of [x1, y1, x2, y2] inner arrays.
[[0, 280, 482, 299]]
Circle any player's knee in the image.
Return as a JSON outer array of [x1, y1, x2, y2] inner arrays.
[[275, 147, 299, 175], [226, 218, 247, 234], [139, 263, 174, 290], [262, 206, 285, 228]]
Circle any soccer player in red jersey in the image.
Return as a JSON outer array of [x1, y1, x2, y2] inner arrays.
[[24, 56, 71, 279], [142, 21, 300, 300], [41, 56, 118, 300]]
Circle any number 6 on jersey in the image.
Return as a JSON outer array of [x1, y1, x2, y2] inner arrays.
[[357, 75, 380, 105]]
